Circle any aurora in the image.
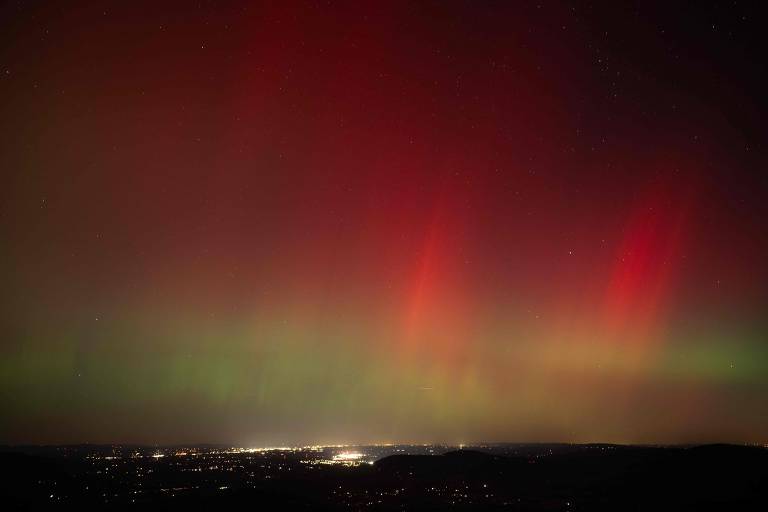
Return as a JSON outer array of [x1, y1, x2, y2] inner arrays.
[[1, 1, 766, 447]]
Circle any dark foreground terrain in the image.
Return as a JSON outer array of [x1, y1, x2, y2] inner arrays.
[[1, 443, 766, 510]]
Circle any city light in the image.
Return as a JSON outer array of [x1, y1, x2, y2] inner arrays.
[[332, 452, 364, 462]]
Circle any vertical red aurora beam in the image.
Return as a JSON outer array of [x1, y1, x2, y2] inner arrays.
[[603, 177, 695, 344]]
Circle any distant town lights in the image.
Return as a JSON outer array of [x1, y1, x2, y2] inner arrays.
[[333, 451, 364, 461]]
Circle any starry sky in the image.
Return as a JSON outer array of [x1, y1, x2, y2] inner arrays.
[[1, 1, 767, 446]]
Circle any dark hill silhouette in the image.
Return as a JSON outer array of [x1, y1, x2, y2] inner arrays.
[[371, 444, 767, 510]]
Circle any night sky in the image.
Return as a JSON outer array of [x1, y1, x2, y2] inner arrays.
[[1, 1, 767, 446]]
